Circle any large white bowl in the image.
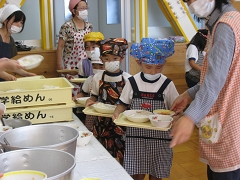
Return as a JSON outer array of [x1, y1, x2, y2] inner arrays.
[[153, 109, 175, 116], [76, 97, 89, 105], [1, 170, 47, 180], [92, 103, 116, 114], [123, 110, 153, 123], [77, 131, 93, 147], [17, 54, 44, 70], [149, 114, 173, 128]]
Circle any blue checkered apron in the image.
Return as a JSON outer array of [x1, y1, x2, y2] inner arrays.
[[123, 76, 173, 178]]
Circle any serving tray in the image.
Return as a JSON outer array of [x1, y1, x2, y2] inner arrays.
[[70, 78, 87, 83], [114, 113, 171, 131], [83, 106, 113, 118]]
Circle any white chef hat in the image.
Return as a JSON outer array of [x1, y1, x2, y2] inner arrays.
[[0, 4, 22, 28], [91, 47, 103, 65]]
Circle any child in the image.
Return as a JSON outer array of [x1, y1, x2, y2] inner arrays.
[[185, 29, 208, 88], [74, 49, 105, 131], [113, 38, 179, 180], [77, 32, 104, 78], [85, 38, 130, 164]]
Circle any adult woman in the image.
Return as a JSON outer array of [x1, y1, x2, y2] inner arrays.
[[0, 4, 36, 81], [171, 0, 240, 179], [56, 0, 92, 96], [185, 29, 208, 88]]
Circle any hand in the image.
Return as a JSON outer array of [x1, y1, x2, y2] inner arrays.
[[0, 173, 3, 178], [170, 91, 192, 115], [0, 71, 16, 81], [14, 69, 36, 77], [112, 113, 119, 121], [1, 60, 24, 72], [73, 93, 85, 101], [170, 116, 195, 148], [85, 98, 97, 108]]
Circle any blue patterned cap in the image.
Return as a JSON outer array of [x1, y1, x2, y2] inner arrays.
[[130, 38, 175, 65]]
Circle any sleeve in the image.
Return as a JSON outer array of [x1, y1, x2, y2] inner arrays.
[[11, 37, 17, 57], [184, 23, 235, 124], [90, 73, 101, 97], [119, 78, 133, 105], [58, 22, 72, 41], [164, 81, 179, 109], [77, 61, 84, 76], [186, 44, 198, 61], [82, 76, 92, 94]]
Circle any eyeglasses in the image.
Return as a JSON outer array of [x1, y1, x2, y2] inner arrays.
[[76, 7, 89, 11]]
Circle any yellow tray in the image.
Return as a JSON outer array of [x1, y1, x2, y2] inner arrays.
[[4, 102, 75, 124], [70, 78, 87, 83], [83, 106, 113, 118], [57, 69, 78, 73], [114, 113, 171, 131]]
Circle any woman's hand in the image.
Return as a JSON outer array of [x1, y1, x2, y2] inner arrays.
[[170, 91, 192, 115], [0, 71, 16, 81], [85, 96, 97, 107], [0, 59, 24, 72]]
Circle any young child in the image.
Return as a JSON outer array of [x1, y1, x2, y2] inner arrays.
[[185, 29, 208, 88], [77, 31, 104, 78], [113, 38, 179, 180], [85, 38, 130, 164]]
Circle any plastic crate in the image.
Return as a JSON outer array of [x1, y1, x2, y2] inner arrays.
[[0, 77, 73, 108], [3, 102, 75, 124], [16, 75, 46, 81]]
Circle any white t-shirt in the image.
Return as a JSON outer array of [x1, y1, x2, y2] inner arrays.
[[185, 44, 198, 72], [76, 60, 84, 76], [91, 71, 131, 96], [119, 72, 179, 109], [82, 75, 93, 94]]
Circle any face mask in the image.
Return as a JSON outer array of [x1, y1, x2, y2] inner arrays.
[[144, 73, 161, 81], [77, 10, 88, 20], [86, 50, 94, 59], [10, 25, 22, 34], [105, 61, 120, 72], [189, 0, 215, 18], [93, 69, 104, 74]]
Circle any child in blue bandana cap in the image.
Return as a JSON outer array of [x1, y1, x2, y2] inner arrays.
[[113, 38, 179, 180]]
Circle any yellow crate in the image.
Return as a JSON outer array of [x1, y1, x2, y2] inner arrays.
[[16, 75, 46, 81], [0, 77, 73, 108], [3, 102, 75, 124]]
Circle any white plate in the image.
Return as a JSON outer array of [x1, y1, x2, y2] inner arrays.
[[153, 109, 175, 116], [17, 54, 44, 70], [92, 103, 116, 114], [123, 110, 153, 123], [76, 97, 89, 105]]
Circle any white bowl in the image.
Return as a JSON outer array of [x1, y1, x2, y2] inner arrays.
[[92, 103, 116, 114], [1, 170, 47, 180], [76, 97, 89, 105], [153, 109, 175, 116], [123, 110, 154, 123], [0, 126, 13, 135], [77, 131, 93, 147], [149, 114, 173, 128], [0, 102, 6, 112], [17, 54, 44, 70]]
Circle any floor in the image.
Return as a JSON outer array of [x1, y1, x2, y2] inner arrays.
[[144, 127, 208, 180]]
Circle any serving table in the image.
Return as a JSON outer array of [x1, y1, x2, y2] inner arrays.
[[51, 114, 133, 180]]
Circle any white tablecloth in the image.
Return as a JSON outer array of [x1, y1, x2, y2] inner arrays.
[[55, 114, 133, 180]]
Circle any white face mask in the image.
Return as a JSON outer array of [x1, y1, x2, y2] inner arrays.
[[93, 69, 104, 74], [144, 73, 161, 81], [77, 10, 88, 20], [10, 25, 22, 34], [189, 0, 215, 18], [105, 61, 120, 72], [86, 50, 94, 59]]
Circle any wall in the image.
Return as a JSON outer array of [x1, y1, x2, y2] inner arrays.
[[12, 0, 41, 42]]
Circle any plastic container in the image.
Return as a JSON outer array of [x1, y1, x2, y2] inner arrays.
[[149, 114, 173, 128], [77, 131, 93, 147], [1, 170, 47, 180], [0, 78, 73, 108]]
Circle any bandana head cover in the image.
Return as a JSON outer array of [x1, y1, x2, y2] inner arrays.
[[69, 0, 81, 12], [100, 38, 128, 58], [84, 32, 104, 42], [130, 38, 175, 65], [0, 4, 22, 28]]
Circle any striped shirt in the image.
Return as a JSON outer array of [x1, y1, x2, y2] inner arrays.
[[184, 4, 237, 124]]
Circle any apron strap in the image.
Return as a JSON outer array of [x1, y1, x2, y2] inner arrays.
[[157, 78, 171, 95], [129, 76, 140, 98]]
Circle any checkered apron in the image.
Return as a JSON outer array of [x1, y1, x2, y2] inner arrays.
[[123, 76, 173, 178], [199, 11, 240, 172]]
